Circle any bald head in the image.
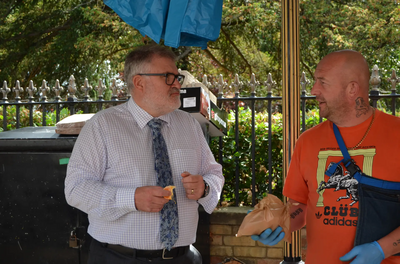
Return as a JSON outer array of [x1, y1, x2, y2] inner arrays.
[[312, 50, 373, 126], [320, 50, 370, 95]]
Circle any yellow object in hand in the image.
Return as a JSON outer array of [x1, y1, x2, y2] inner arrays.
[[163, 186, 176, 200]]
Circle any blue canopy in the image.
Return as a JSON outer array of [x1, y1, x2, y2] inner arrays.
[[104, 0, 223, 49]]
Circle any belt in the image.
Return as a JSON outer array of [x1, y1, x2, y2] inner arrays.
[[100, 241, 189, 260]]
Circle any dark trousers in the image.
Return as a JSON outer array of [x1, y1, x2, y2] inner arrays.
[[88, 238, 202, 264]]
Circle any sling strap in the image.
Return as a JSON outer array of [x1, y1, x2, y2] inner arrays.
[[325, 123, 400, 190]]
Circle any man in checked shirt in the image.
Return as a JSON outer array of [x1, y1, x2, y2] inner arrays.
[[65, 44, 224, 264]]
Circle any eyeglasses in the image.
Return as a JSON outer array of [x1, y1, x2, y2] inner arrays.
[[137, 73, 185, 85]]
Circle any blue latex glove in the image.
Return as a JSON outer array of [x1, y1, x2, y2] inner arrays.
[[340, 241, 385, 264], [251, 226, 285, 246]]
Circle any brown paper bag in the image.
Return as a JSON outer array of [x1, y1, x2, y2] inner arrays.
[[236, 194, 291, 243]]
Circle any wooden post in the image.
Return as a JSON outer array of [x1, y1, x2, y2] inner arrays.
[[281, 0, 303, 263]]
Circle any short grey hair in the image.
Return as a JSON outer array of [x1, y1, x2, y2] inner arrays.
[[124, 45, 177, 92]]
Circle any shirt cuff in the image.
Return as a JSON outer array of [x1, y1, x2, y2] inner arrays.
[[116, 187, 137, 211]]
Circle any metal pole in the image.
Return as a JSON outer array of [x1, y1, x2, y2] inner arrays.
[[281, 0, 303, 263]]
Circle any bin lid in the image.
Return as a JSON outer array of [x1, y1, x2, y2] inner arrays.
[[0, 127, 77, 152]]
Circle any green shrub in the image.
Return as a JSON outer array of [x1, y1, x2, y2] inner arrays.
[[210, 107, 321, 207], [0, 106, 81, 132]]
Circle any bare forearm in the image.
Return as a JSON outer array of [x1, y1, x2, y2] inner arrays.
[[378, 226, 400, 258], [289, 198, 307, 232]]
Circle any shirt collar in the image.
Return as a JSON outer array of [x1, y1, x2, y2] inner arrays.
[[127, 98, 172, 129]]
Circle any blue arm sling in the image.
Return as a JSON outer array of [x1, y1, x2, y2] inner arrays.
[[326, 123, 400, 190]]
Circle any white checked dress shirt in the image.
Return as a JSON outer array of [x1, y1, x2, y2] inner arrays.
[[65, 98, 224, 250]]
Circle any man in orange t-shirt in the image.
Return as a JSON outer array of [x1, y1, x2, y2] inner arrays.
[[252, 50, 400, 264]]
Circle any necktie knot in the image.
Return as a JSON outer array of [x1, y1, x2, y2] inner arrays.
[[147, 118, 164, 132]]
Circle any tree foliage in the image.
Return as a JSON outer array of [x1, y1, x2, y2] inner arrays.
[[0, 0, 144, 90], [0, 0, 399, 99], [299, 0, 400, 80], [200, 0, 400, 96]]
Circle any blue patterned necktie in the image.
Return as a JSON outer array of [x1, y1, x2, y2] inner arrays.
[[147, 118, 179, 250]]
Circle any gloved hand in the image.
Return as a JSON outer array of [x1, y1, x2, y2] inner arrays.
[[339, 241, 385, 264], [250, 226, 285, 246]]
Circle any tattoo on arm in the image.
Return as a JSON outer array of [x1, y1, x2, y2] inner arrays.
[[355, 97, 369, 118], [393, 239, 400, 247], [290, 208, 303, 219]]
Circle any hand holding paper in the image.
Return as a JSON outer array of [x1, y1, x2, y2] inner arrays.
[[251, 226, 285, 246], [236, 194, 291, 243]]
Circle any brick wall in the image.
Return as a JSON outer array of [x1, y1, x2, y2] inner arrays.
[[207, 206, 307, 264]]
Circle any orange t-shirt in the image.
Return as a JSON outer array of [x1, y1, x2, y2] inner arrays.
[[283, 110, 400, 264]]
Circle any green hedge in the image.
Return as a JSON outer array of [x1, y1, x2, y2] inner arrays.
[[0, 106, 81, 132], [209, 107, 321, 206]]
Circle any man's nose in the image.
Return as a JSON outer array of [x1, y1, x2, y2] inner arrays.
[[172, 78, 182, 88], [310, 83, 318, 96]]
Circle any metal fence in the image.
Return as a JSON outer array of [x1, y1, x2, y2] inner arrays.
[[1, 66, 400, 206], [212, 65, 400, 206]]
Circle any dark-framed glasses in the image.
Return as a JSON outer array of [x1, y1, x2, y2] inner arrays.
[[137, 73, 185, 85]]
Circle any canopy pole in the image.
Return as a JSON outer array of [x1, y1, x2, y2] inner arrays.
[[281, 0, 304, 263]]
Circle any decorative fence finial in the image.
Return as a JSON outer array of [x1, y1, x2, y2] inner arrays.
[[26, 80, 37, 102], [202, 74, 211, 88], [1, 80, 11, 102], [370, 65, 381, 91], [231, 74, 242, 95], [264, 73, 276, 95], [68, 75, 77, 101], [249, 73, 259, 95], [40, 80, 50, 102], [53, 79, 63, 101], [110, 79, 119, 101], [388, 69, 399, 92], [13, 80, 23, 102], [300, 72, 310, 93], [81, 78, 92, 101], [215, 74, 227, 98], [96, 79, 106, 101]]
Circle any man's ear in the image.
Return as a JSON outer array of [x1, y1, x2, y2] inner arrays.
[[133, 75, 144, 92], [346, 81, 360, 99]]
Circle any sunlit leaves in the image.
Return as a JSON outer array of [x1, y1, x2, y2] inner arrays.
[[0, 0, 144, 95], [300, 0, 400, 82], [1, 0, 399, 100]]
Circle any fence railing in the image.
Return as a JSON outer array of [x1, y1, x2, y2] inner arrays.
[[1, 66, 399, 206], [0, 75, 130, 130], [213, 66, 399, 206]]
